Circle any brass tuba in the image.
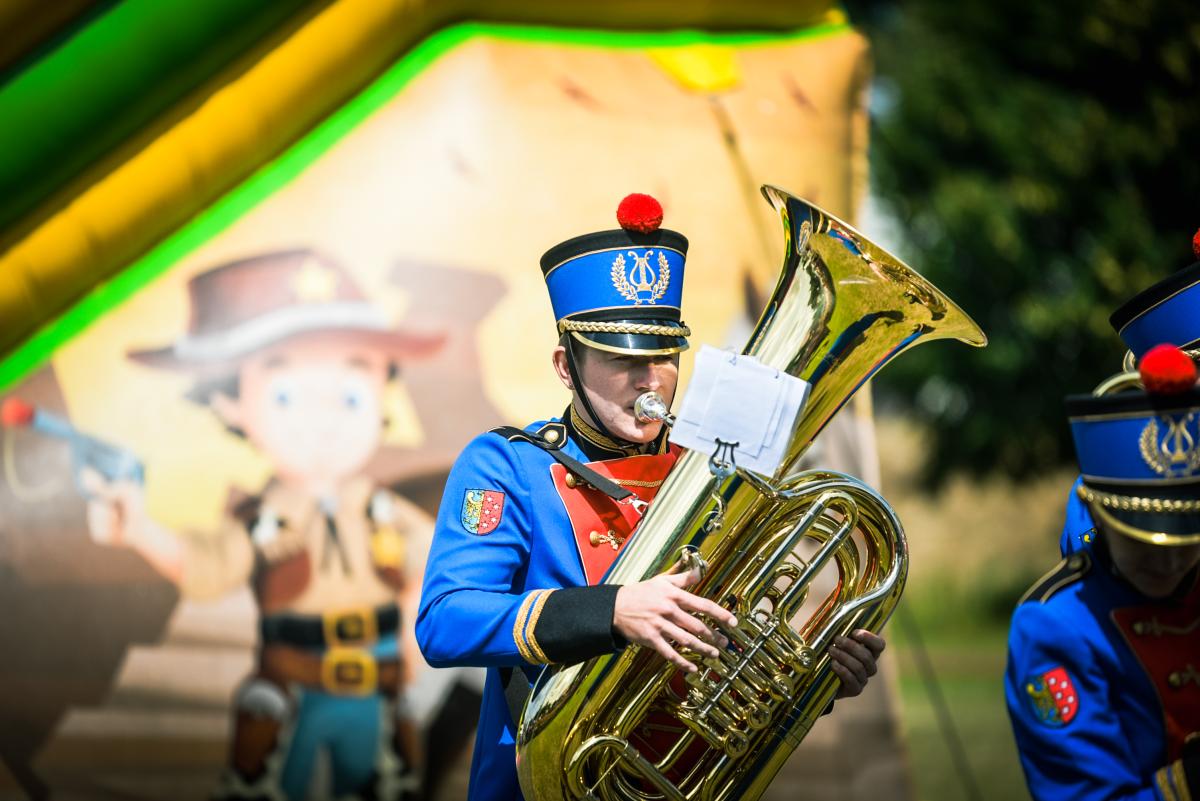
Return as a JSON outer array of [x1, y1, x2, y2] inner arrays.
[[516, 186, 987, 801]]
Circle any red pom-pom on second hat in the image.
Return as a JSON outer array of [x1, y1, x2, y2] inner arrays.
[[616, 193, 663, 234], [1192, 226, 1200, 259], [1139, 344, 1198, 395]]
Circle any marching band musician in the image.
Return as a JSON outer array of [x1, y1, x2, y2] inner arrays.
[[416, 194, 886, 801], [1059, 232, 1200, 557], [1006, 345, 1200, 801]]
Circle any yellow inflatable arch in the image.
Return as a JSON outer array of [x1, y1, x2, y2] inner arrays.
[[0, 0, 855, 386]]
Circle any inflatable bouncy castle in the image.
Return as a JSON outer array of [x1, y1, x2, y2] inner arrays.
[[0, 2, 904, 799]]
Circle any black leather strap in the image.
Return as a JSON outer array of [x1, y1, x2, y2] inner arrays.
[[490, 426, 634, 503], [564, 335, 623, 444]]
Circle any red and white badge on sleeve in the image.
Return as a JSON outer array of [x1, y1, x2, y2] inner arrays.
[[461, 489, 505, 535], [1024, 665, 1079, 727]]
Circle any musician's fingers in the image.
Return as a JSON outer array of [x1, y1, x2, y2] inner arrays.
[[833, 635, 878, 677], [830, 659, 864, 698], [662, 618, 721, 660], [674, 589, 738, 630], [645, 631, 698, 673], [849, 629, 886, 658], [661, 621, 720, 663], [663, 566, 704, 589], [829, 641, 870, 687], [664, 606, 729, 651]]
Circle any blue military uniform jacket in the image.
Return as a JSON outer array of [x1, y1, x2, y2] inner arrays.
[[1006, 537, 1200, 800], [416, 415, 677, 801]]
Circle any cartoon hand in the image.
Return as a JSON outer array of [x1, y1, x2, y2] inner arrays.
[[81, 466, 146, 547], [830, 629, 886, 699]]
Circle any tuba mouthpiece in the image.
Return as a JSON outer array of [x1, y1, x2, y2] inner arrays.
[[634, 392, 675, 426]]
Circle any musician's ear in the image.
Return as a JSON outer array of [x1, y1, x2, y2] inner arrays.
[[551, 344, 573, 392]]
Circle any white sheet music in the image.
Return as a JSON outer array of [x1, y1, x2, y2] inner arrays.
[[669, 345, 810, 476]]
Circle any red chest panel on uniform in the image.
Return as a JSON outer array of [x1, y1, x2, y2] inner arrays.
[[550, 447, 680, 586], [1111, 581, 1200, 761]]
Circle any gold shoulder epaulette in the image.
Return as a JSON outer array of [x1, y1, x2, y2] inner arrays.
[[1017, 551, 1092, 606]]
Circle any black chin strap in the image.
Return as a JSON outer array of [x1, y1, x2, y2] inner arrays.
[[564, 335, 625, 445]]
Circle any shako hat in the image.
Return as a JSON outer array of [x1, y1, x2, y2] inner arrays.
[[129, 249, 444, 372], [1067, 344, 1200, 545], [540, 193, 690, 356], [1109, 228, 1200, 363]]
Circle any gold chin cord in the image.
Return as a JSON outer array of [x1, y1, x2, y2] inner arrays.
[[516, 185, 987, 801]]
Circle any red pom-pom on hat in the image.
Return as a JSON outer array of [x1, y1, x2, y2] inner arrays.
[[1, 397, 35, 427], [1192, 227, 1200, 259], [616, 193, 663, 234], [1139, 344, 1198, 395]]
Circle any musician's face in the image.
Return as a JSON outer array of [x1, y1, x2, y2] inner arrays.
[[1104, 529, 1200, 598], [553, 344, 679, 444]]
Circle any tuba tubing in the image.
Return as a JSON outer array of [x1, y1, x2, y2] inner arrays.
[[516, 186, 986, 801]]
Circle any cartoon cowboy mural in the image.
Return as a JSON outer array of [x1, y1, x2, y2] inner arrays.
[[82, 250, 443, 801]]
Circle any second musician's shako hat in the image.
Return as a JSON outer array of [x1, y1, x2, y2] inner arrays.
[[1109, 229, 1200, 362], [1067, 345, 1200, 545], [540, 193, 690, 356]]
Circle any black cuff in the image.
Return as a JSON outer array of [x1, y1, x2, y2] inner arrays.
[[1183, 737, 1200, 796], [531, 585, 624, 665]]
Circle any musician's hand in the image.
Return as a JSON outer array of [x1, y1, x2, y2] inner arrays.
[[613, 569, 737, 673], [81, 466, 145, 547], [830, 629, 885, 698]]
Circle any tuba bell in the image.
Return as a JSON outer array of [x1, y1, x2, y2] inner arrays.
[[516, 185, 987, 801]]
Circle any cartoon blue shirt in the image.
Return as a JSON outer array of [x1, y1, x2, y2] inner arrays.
[[1006, 538, 1200, 801]]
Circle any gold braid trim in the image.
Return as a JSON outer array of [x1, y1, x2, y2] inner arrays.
[[1174, 758, 1193, 801], [1077, 485, 1200, 514], [569, 406, 643, 456], [512, 591, 543, 664], [1157, 765, 1178, 801], [613, 477, 664, 488], [524, 590, 553, 665], [558, 319, 691, 337]]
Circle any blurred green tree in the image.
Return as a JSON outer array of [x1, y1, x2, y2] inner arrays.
[[847, 0, 1200, 483]]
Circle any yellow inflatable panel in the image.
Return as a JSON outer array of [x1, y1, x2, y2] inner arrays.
[[0, 0, 840, 362]]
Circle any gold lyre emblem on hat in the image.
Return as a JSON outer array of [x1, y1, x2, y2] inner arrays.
[[1139, 412, 1200, 477], [611, 250, 670, 305]]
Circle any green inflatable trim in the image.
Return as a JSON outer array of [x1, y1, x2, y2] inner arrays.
[[0, 18, 850, 392], [0, 0, 317, 236]]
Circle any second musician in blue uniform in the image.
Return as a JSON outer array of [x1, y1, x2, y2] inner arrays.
[[1008, 344, 1200, 801]]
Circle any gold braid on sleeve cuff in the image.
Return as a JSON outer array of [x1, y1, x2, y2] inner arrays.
[[513, 590, 553, 665], [1154, 756, 1195, 801]]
